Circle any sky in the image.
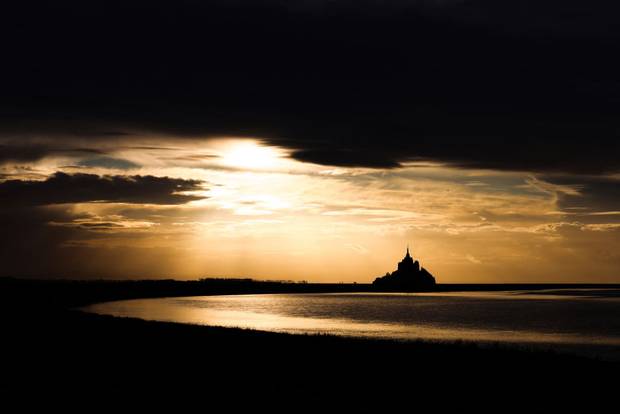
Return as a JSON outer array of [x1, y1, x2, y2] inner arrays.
[[1, 1, 619, 282]]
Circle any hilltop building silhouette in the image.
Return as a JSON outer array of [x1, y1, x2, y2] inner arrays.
[[373, 246, 436, 291]]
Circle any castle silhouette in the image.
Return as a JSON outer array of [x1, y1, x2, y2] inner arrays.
[[373, 246, 436, 291]]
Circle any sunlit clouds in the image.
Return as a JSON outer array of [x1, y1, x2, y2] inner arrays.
[[1, 137, 619, 282], [2, 0, 620, 287]]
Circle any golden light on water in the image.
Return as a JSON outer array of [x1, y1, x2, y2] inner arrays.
[[84, 293, 620, 349]]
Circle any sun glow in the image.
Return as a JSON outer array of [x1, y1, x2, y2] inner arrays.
[[219, 141, 283, 170]]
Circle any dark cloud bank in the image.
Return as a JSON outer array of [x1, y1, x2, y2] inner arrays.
[[1, 1, 620, 174], [0, 172, 205, 206], [0, 170, 205, 277]]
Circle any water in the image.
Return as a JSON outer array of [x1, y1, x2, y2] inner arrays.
[[83, 289, 620, 360]]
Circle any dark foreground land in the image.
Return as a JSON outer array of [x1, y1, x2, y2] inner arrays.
[[1, 278, 618, 403]]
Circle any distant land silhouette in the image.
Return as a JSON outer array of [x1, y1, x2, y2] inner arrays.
[[373, 246, 436, 291]]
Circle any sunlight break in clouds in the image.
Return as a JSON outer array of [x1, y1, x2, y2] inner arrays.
[[1, 136, 619, 282], [218, 140, 285, 170]]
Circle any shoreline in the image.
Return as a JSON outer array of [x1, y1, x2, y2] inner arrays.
[[80, 290, 620, 363], [80, 305, 620, 363], [2, 277, 619, 392]]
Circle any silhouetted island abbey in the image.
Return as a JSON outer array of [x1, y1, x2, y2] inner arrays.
[[373, 246, 436, 291]]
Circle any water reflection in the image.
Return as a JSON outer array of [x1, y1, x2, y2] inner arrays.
[[83, 290, 620, 358]]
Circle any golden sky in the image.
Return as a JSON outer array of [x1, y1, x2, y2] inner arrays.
[[2, 2, 620, 282], [2, 136, 618, 283]]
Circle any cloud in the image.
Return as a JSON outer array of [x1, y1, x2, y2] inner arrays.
[[0, 144, 105, 164], [284, 137, 620, 174], [1, 1, 619, 174], [0, 172, 206, 207], [466, 254, 482, 264], [0, 144, 52, 163], [545, 175, 620, 216], [77, 157, 140, 170]]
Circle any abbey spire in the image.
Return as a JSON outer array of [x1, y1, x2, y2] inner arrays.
[[373, 245, 436, 291]]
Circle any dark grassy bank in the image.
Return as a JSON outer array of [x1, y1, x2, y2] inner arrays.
[[1, 277, 618, 399]]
